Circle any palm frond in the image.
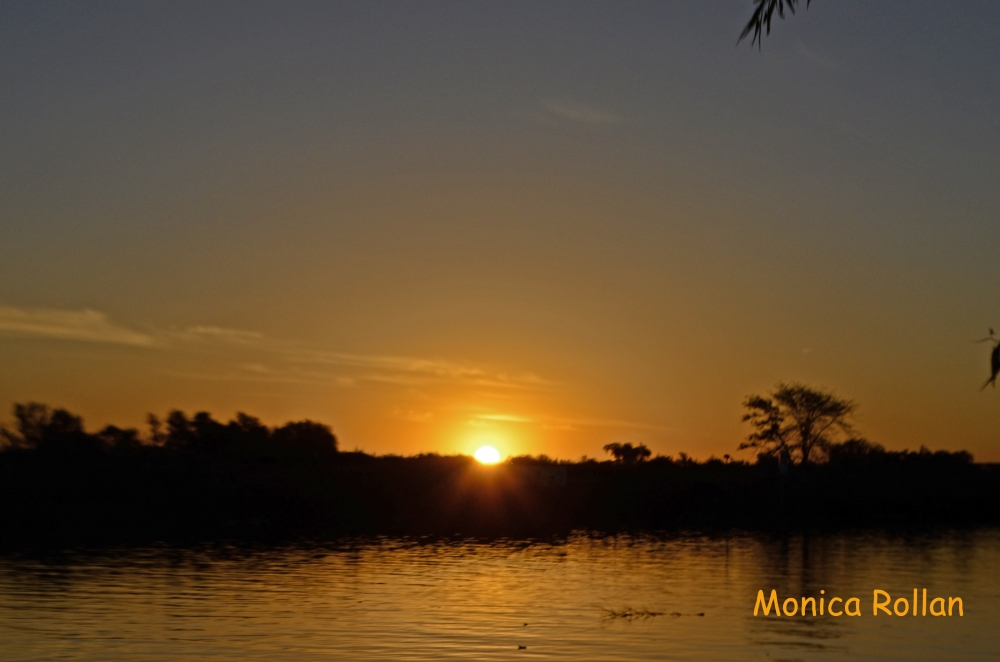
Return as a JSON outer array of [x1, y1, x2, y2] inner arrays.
[[738, 0, 811, 48]]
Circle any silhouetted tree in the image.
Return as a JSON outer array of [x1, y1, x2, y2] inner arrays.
[[218, 412, 272, 457], [228, 412, 269, 442], [97, 425, 143, 452], [232, 412, 267, 435], [0, 426, 17, 451], [85, 408, 338, 459], [42, 407, 102, 454], [146, 413, 167, 446], [826, 437, 885, 465], [2, 402, 51, 449], [272, 420, 338, 457], [827, 438, 973, 469], [909, 446, 973, 467], [603, 442, 652, 465], [676, 451, 695, 467], [190, 411, 226, 453], [165, 410, 194, 450], [0, 403, 103, 455], [740, 383, 856, 465]]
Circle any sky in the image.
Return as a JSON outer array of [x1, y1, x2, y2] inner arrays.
[[1, 0, 999, 461]]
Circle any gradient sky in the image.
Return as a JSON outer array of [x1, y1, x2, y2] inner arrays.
[[2, 0, 999, 461]]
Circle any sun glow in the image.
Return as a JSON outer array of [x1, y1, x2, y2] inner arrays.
[[474, 446, 501, 464]]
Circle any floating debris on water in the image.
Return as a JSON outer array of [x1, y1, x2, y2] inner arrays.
[[600, 607, 665, 621]]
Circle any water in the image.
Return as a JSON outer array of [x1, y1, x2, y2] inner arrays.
[[1, 530, 997, 661]]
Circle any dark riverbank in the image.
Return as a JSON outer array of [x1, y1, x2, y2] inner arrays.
[[2, 403, 996, 547], [2, 448, 997, 547]]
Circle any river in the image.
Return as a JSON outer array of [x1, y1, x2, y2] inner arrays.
[[1, 529, 997, 660]]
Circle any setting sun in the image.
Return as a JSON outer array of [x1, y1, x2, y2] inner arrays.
[[473, 446, 501, 464]]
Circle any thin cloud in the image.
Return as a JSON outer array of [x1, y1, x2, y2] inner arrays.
[[163, 365, 355, 387], [0, 305, 551, 396], [462, 407, 663, 433], [393, 407, 434, 423], [186, 326, 263, 340], [171, 325, 266, 347], [153, 332, 550, 392], [0, 305, 153, 346], [287, 350, 548, 389], [539, 415, 668, 433], [544, 100, 624, 125], [303, 351, 486, 379], [473, 413, 534, 423]]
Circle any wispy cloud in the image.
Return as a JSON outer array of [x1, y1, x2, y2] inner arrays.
[[294, 351, 486, 378], [163, 365, 355, 387], [462, 409, 664, 433], [393, 407, 434, 423], [472, 413, 534, 423], [163, 343, 547, 393], [162, 325, 266, 347], [0, 305, 153, 346], [543, 100, 624, 125], [0, 304, 552, 400], [287, 350, 548, 389], [185, 326, 263, 341], [539, 415, 668, 433]]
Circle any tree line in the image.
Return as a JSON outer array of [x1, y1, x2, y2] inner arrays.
[[0, 391, 974, 470], [602, 382, 972, 469], [0, 402, 337, 460], [0, 389, 991, 546]]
